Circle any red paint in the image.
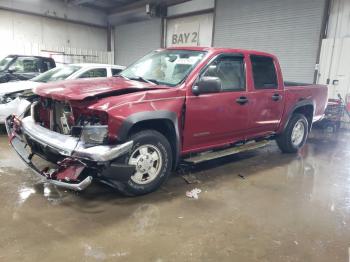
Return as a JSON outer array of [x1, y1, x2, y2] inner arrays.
[[42, 158, 85, 181], [34, 77, 167, 101], [33, 47, 328, 156]]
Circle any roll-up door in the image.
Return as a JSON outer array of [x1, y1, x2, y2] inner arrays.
[[214, 0, 327, 83], [115, 19, 161, 66]]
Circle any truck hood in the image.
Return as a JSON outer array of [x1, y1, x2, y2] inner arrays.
[[0, 80, 39, 96], [34, 77, 167, 101]]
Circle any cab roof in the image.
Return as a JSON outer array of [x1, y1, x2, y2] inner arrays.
[[165, 46, 276, 58]]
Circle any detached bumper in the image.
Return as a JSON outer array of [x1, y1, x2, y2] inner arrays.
[[6, 115, 134, 191]]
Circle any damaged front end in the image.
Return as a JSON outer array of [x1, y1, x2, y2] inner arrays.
[[5, 100, 134, 191]]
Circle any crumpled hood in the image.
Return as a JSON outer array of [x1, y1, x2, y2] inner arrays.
[[34, 77, 167, 101], [0, 80, 39, 96]]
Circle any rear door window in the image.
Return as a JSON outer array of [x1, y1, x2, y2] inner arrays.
[[112, 68, 123, 76], [42, 59, 55, 72], [251, 55, 278, 89], [79, 68, 107, 78]]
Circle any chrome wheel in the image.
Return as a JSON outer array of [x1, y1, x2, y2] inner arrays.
[[129, 144, 163, 185], [291, 120, 306, 147]]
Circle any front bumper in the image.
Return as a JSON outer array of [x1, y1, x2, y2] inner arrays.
[[6, 115, 134, 191], [17, 117, 133, 162]]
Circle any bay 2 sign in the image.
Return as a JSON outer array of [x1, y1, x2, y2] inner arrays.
[[172, 31, 199, 46], [166, 13, 214, 47], [171, 22, 199, 46]]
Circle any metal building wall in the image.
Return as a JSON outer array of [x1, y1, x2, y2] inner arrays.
[[0, 9, 111, 63], [317, 0, 350, 99], [214, 0, 327, 83], [326, 0, 350, 38], [114, 19, 162, 66]]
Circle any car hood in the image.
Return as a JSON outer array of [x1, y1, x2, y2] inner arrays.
[[34, 77, 167, 101], [0, 81, 39, 96]]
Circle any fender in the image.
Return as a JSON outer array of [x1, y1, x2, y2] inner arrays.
[[280, 99, 315, 133], [117, 110, 181, 168]]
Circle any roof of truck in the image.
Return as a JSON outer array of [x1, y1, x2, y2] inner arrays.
[[69, 63, 125, 68], [7, 54, 54, 59], [165, 46, 276, 58]]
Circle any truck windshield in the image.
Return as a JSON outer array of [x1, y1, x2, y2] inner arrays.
[[32, 65, 82, 83], [0, 56, 14, 71], [120, 50, 206, 87]]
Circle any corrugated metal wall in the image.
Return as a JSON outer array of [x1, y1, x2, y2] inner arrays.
[[0, 9, 109, 63], [114, 19, 162, 66], [214, 0, 327, 83]]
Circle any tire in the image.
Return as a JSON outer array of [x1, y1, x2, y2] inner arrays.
[[276, 113, 309, 153], [114, 130, 173, 196], [0, 124, 6, 134]]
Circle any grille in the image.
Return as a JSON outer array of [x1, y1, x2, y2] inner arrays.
[[36, 99, 73, 135], [52, 101, 73, 135]]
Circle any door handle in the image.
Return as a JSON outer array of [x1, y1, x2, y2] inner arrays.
[[272, 93, 282, 101], [236, 96, 248, 105]]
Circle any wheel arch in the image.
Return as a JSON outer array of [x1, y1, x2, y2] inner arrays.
[[118, 111, 180, 170], [283, 100, 315, 133]]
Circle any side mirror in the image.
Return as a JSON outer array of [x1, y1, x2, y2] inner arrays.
[[192, 76, 222, 96], [8, 66, 16, 74]]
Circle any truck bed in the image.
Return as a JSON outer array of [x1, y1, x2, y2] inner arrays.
[[284, 81, 314, 87], [282, 83, 328, 126]]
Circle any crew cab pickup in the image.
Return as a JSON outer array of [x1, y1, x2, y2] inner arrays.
[[6, 47, 328, 196], [0, 55, 56, 83]]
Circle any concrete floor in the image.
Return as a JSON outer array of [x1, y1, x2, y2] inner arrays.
[[0, 130, 350, 262]]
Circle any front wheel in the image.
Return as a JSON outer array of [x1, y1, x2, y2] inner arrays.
[[276, 113, 309, 153], [115, 130, 173, 196]]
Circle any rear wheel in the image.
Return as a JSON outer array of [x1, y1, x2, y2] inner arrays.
[[276, 113, 309, 153], [114, 130, 172, 196]]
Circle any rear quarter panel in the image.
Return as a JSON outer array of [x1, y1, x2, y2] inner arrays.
[[277, 84, 328, 133]]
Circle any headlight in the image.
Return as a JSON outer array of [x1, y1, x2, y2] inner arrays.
[[0, 92, 22, 104], [80, 125, 108, 145]]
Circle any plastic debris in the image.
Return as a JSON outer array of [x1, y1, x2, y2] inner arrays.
[[186, 188, 202, 199], [238, 173, 246, 179]]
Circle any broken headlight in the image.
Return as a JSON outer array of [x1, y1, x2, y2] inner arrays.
[[0, 91, 22, 104], [80, 125, 108, 145]]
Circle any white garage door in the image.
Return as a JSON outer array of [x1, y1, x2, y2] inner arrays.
[[114, 19, 162, 66], [166, 13, 214, 47], [214, 0, 327, 83]]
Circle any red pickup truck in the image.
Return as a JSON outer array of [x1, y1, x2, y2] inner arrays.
[[6, 47, 328, 196]]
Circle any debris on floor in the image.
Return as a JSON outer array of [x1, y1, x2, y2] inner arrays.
[[182, 174, 201, 184], [186, 188, 202, 199], [238, 173, 246, 179]]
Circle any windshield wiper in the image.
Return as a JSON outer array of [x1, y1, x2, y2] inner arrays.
[[146, 78, 159, 85], [129, 76, 158, 85]]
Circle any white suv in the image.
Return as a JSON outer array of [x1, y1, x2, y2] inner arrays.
[[0, 63, 125, 123]]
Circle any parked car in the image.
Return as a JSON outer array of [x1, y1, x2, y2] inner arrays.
[[0, 55, 56, 83], [6, 47, 328, 196], [0, 63, 125, 124]]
